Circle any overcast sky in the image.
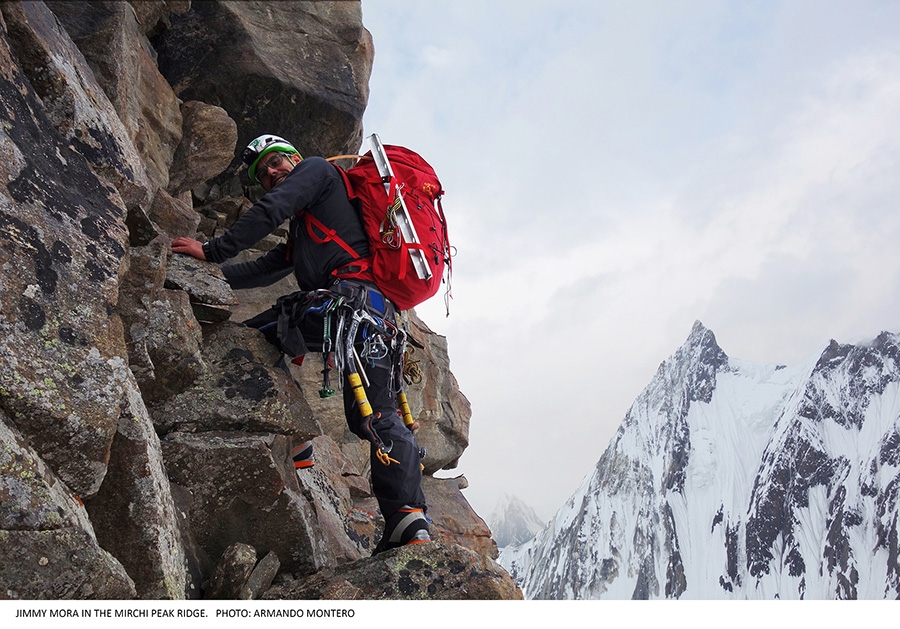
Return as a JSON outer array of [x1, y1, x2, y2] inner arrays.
[[359, 0, 900, 523]]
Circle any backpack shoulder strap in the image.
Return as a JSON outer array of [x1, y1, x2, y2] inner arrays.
[[331, 162, 356, 199], [296, 163, 361, 259], [304, 211, 360, 260]]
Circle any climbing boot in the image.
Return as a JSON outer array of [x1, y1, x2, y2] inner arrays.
[[291, 441, 314, 469], [373, 506, 431, 555]]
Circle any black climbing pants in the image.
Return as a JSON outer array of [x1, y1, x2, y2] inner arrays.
[[243, 293, 427, 520]]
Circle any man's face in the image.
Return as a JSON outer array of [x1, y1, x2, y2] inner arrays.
[[257, 152, 300, 190]]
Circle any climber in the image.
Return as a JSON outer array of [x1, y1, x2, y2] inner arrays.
[[171, 134, 429, 554]]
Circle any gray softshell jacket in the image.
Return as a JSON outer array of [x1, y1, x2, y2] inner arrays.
[[202, 156, 369, 291]]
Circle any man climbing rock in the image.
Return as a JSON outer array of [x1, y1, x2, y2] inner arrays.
[[172, 134, 430, 554]]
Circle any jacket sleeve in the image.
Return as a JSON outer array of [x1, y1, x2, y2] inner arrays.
[[221, 244, 294, 290], [202, 157, 337, 263]]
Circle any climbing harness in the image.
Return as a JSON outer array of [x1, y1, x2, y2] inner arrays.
[[275, 280, 418, 467]]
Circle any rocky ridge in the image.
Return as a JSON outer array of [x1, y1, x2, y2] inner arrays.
[[0, 0, 517, 600]]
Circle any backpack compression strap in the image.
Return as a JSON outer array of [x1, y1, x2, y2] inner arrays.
[[304, 212, 373, 278]]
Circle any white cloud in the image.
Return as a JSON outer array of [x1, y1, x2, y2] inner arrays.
[[421, 45, 455, 69], [363, 0, 900, 520]]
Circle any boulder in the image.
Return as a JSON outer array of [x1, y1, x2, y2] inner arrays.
[[148, 322, 317, 436], [118, 237, 172, 393], [202, 542, 282, 600], [294, 435, 381, 561], [206, 542, 256, 600], [160, 432, 323, 576], [119, 241, 206, 404], [262, 542, 523, 600], [0, 529, 137, 599], [239, 551, 280, 600], [83, 381, 189, 599], [402, 311, 472, 474], [168, 483, 206, 598], [0, 411, 95, 539], [125, 203, 161, 247], [1, 12, 134, 498], [167, 100, 238, 197], [148, 187, 201, 241], [143, 289, 206, 403], [422, 476, 497, 559], [165, 254, 237, 312], [153, 0, 373, 160]]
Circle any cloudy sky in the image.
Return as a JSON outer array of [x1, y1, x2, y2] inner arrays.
[[359, 0, 900, 523]]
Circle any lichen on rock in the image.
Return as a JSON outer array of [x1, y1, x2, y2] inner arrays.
[[0, 0, 512, 601]]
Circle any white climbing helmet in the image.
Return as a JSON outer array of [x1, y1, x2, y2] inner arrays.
[[241, 134, 301, 183]]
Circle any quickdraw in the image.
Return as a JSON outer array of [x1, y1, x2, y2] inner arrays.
[[318, 296, 344, 398]]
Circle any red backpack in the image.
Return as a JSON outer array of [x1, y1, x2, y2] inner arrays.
[[307, 144, 451, 312]]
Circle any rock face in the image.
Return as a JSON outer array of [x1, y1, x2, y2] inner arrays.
[[0, 411, 137, 599], [0, 0, 508, 600], [44, 0, 184, 192], [506, 322, 900, 599], [1, 0, 136, 500]]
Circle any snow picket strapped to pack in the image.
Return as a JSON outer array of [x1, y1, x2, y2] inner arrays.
[[313, 139, 452, 312]]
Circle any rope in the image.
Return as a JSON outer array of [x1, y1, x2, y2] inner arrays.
[[402, 346, 424, 385]]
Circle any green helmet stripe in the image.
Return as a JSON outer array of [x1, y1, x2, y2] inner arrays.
[[243, 135, 301, 183]]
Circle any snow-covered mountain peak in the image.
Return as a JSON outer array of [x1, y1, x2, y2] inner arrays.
[[503, 325, 900, 599], [642, 320, 729, 419], [490, 494, 546, 549], [801, 331, 900, 430]]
